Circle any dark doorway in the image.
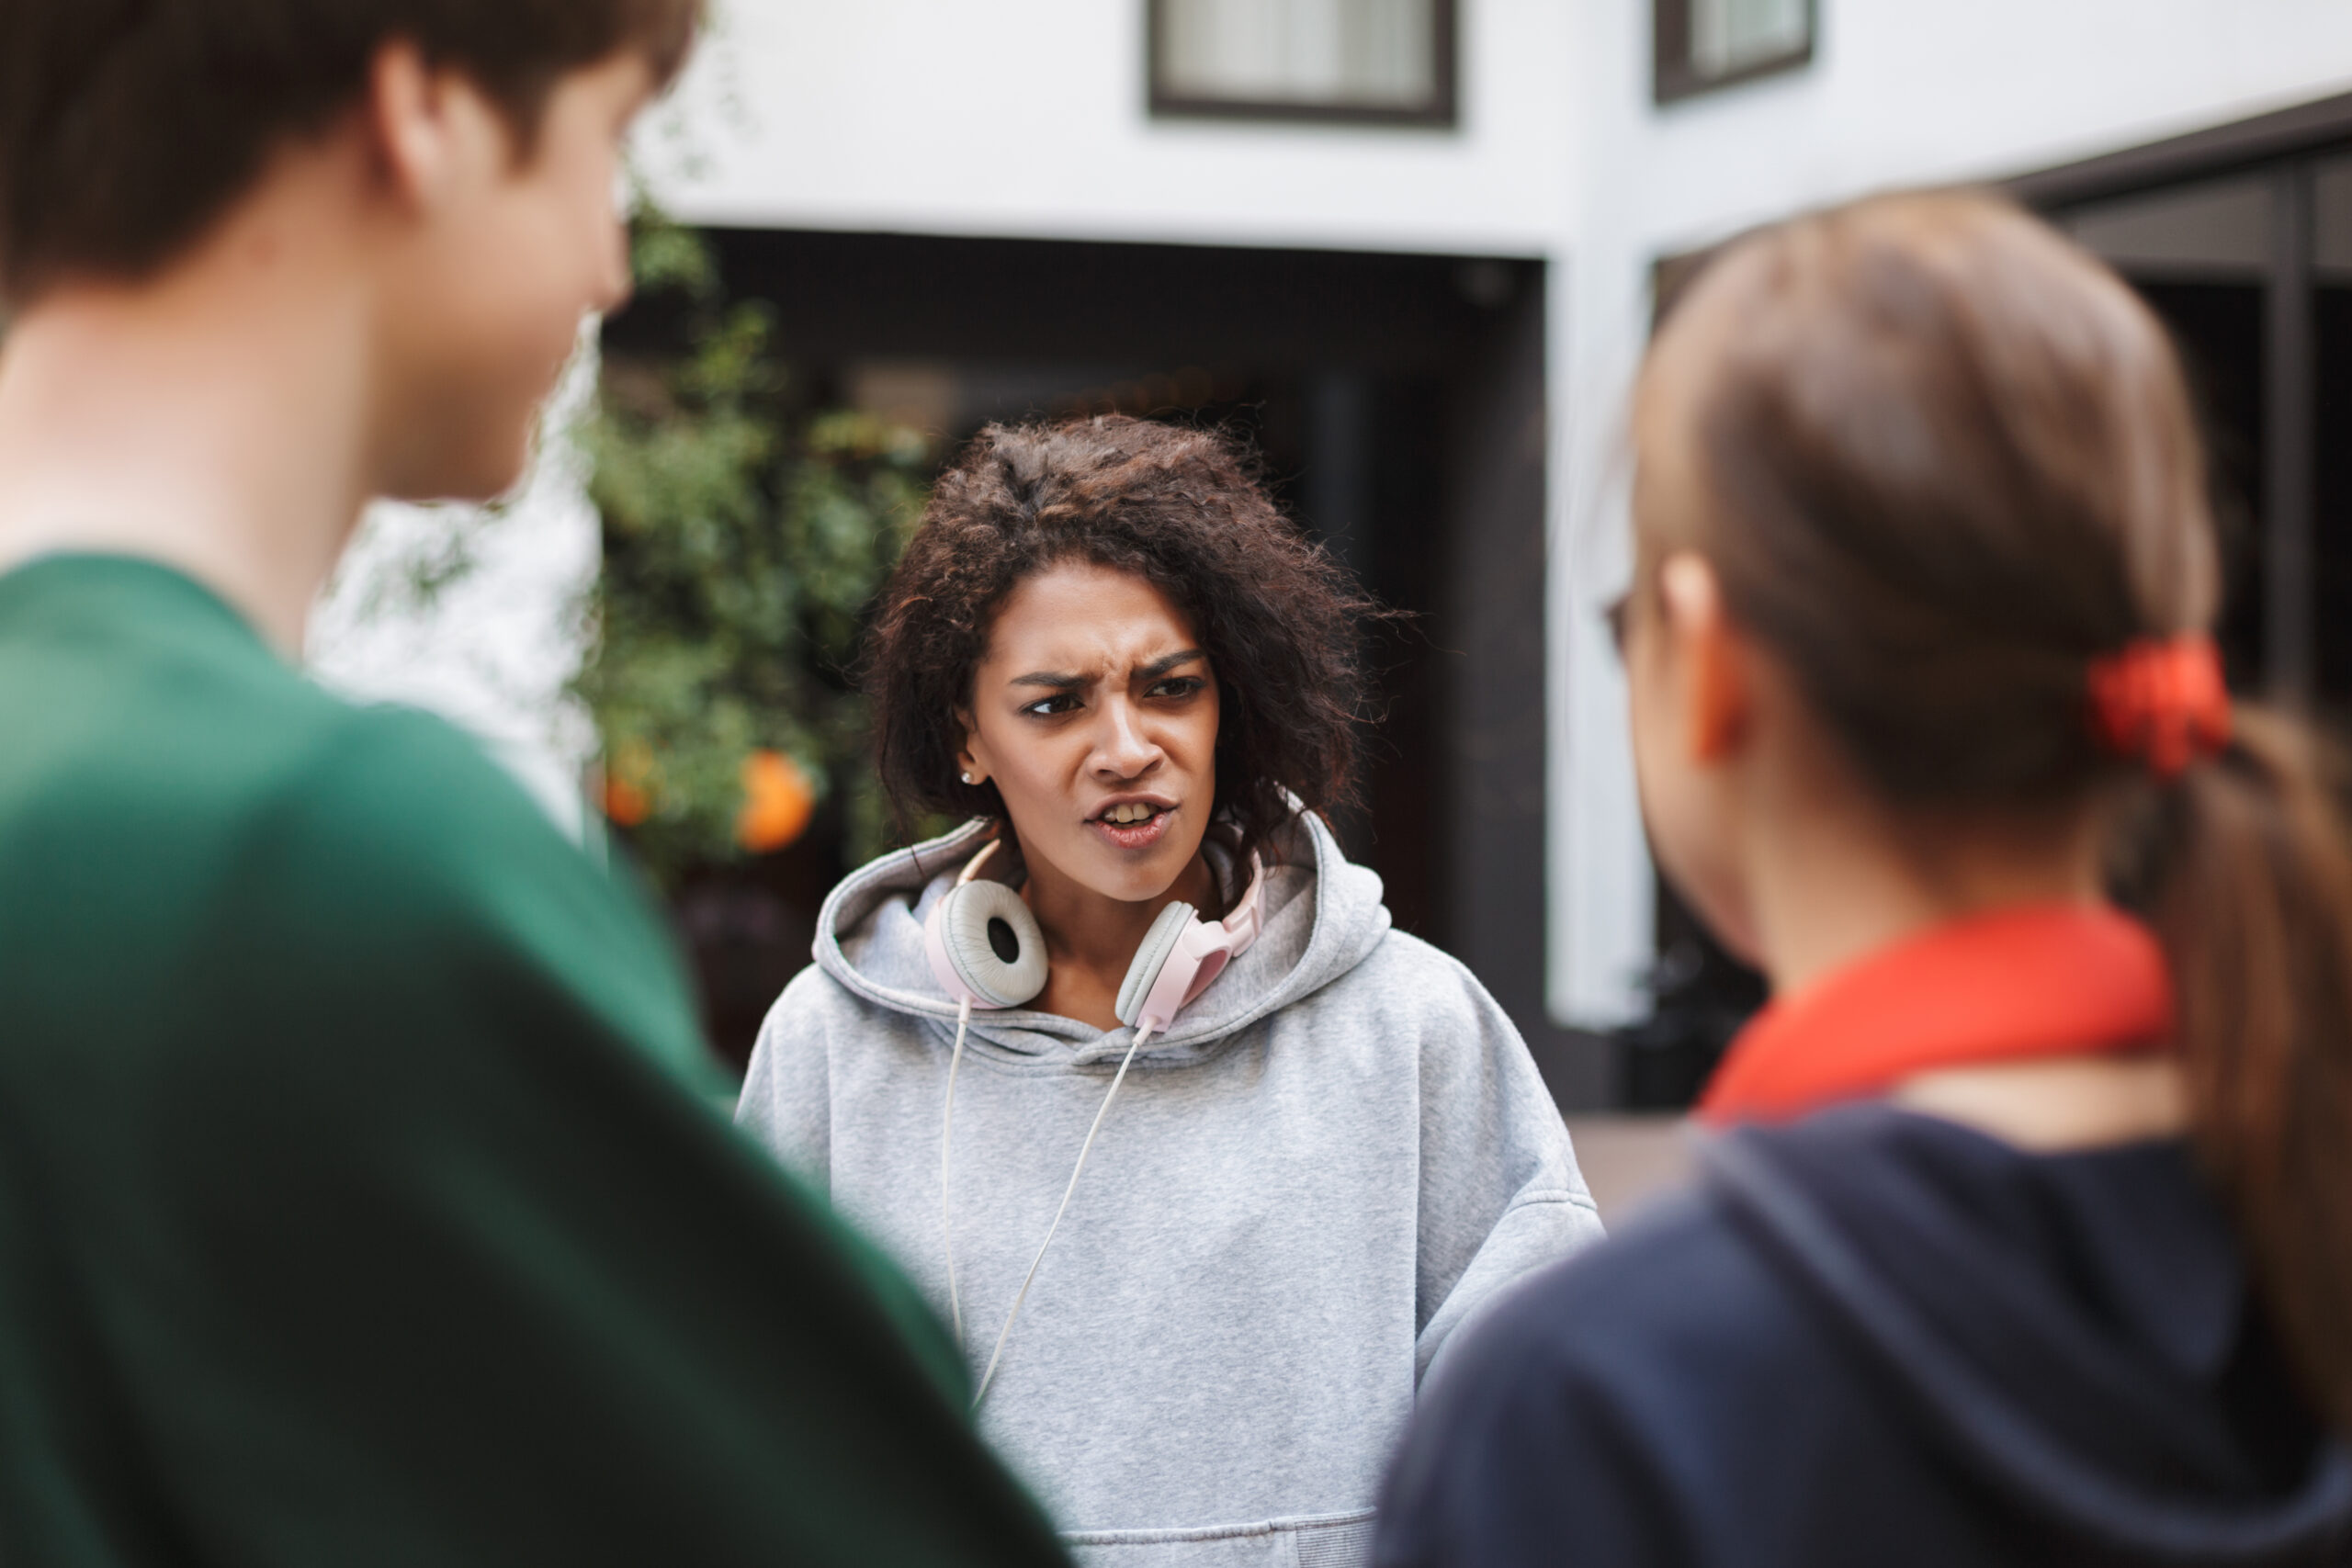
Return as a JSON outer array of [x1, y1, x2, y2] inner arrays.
[[605, 231, 1586, 1104], [2133, 282, 2267, 685]]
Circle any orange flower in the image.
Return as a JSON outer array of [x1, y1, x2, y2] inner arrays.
[[737, 750, 815, 853]]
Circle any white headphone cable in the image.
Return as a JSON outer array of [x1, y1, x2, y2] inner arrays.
[[940, 995, 973, 1349], [970, 1021, 1159, 1409], [939, 837, 1001, 1351]]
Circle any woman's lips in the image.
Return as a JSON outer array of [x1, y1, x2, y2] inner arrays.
[[1089, 806, 1174, 852]]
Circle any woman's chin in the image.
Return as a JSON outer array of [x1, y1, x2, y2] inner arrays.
[[1056, 838, 1201, 908], [1088, 865, 1192, 908]]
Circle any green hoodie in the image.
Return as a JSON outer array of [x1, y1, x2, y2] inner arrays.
[[0, 554, 1068, 1567]]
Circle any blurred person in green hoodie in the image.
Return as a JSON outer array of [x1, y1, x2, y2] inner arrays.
[[0, 4, 1069, 1563]]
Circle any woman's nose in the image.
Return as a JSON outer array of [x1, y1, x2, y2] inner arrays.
[[1091, 700, 1163, 778]]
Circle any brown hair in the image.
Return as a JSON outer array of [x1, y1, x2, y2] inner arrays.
[[1638, 189, 2352, 1429], [867, 415, 1371, 888], [0, 0, 701, 308]]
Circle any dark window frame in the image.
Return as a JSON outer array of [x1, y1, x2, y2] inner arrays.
[[2007, 89, 2352, 209], [1654, 0, 1816, 106], [1147, 0, 1460, 129]]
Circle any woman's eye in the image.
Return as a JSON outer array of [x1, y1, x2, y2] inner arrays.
[[1148, 677, 1204, 700], [1022, 694, 1081, 717]]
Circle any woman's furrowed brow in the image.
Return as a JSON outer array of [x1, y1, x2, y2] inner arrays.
[[1136, 649, 1208, 679], [1005, 650, 1204, 689]]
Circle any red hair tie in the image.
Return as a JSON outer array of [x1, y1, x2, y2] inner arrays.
[[2086, 634, 2231, 778]]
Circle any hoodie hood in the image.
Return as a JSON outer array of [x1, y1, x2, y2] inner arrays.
[[810, 809, 1391, 1066], [1706, 1107, 2352, 1564]]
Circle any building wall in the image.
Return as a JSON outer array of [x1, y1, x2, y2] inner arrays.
[[654, 0, 1575, 255]]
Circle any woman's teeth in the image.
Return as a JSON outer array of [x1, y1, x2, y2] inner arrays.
[[1102, 803, 1160, 824]]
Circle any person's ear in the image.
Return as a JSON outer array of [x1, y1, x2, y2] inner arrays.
[[1657, 551, 1750, 764], [363, 40, 503, 213], [955, 709, 987, 788]]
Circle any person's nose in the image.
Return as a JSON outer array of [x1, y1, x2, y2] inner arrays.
[[1091, 697, 1164, 781]]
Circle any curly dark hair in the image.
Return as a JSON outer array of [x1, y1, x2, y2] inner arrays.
[[868, 415, 1372, 884]]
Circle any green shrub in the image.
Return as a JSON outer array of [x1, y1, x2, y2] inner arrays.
[[580, 214, 931, 886]]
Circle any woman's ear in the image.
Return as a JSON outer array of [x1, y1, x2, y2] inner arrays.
[[954, 709, 986, 787], [1657, 552, 1751, 764]]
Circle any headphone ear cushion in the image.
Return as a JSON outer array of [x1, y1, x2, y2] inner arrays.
[[937, 880, 1048, 1009], [1116, 900, 1197, 1029]]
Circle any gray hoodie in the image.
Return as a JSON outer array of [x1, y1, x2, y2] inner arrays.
[[738, 812, 1602, 1567]]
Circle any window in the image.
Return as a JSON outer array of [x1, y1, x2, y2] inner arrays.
[[1148, 0, 1457, 127], [1655, 0, 1815, 105]]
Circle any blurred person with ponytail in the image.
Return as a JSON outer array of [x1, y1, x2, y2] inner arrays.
[[1375, 189, 2352, 1567]]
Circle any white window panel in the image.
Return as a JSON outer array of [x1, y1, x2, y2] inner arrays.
[[1690, 0, 1812, 82], [1155, 0, 1446, 117]]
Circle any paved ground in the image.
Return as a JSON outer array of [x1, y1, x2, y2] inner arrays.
[[1564, 1115, 1698, 1231]]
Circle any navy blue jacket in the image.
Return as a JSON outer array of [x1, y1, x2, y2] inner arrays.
[[1376, 1106, 2352, 1567]]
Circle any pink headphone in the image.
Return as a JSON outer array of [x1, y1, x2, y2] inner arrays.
[[923, 834, 1265, 1034]]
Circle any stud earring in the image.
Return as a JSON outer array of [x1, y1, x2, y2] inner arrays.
[[961, 772, 978, 786]]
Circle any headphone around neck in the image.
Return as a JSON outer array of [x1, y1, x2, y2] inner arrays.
[[922, 833, 1266, 1034]]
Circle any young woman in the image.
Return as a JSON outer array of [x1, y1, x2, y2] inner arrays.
[[738, 416, 1600, 1565], [1375, 190, 2352, 1566]]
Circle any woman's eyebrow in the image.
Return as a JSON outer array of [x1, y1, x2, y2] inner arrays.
[[1136, 649, 1208, 680], [1008, 650, 1204, 689]]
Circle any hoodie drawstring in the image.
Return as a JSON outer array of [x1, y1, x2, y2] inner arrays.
[[941, 1009, 1159, 1411], [941, 995, 973, 1348]]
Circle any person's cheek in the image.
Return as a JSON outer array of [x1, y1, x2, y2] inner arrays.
[[1627, 662, 1683, 863]]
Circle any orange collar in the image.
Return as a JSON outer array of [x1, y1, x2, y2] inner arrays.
[[1698, 903, 2174, 1126]]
